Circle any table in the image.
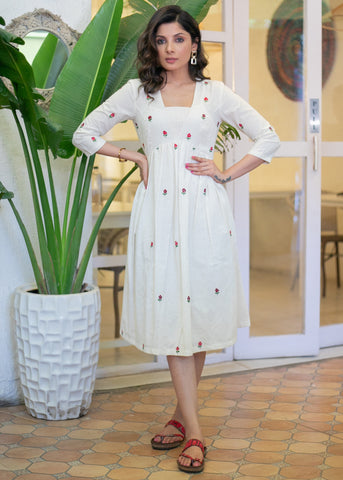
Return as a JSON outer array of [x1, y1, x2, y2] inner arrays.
[[92, 201, 132, 269]]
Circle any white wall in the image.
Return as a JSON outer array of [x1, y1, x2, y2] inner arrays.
[[0, 0, 91, 405]]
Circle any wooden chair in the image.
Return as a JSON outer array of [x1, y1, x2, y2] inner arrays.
[[321, 205, 343, 297], [97, 228, 128, 337]]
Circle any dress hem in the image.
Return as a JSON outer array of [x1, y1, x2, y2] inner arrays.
[[121, 328, 250, 357]]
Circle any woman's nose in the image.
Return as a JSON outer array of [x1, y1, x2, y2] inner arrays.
[[165, 41, 174, 52]]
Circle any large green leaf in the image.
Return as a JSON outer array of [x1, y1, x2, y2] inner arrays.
[[32, 33, 68, 89], [48, 0, 123, 158], [103, 0, 219, 100]]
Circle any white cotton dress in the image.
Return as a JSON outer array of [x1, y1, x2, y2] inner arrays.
[[73, 78, 280, 357]]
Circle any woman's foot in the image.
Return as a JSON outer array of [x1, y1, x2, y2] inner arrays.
[[151, 419, 185, 450], [177, 438, 206, 473]]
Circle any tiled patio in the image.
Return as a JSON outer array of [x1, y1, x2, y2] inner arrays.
[[2, 357, 343, 479]]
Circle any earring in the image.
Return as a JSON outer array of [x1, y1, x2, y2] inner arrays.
[[190, 51, 197, 65]]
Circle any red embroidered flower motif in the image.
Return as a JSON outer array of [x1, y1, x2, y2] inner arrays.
[[176, 346, 180, 353], [204, 81, 209, 85], [162, 189, 167, 195], [269, 126, 273, 131], [150, 242, 154, 247], [142, 344, 144, 349], [174, 144, 178, 149], [187, 296, 190, 303], [203, 188, 207, 195], [163, 130, 168, 136], [158, 295, 162, 302], [148, 115, 152, 121], [181, 188, 186, 195], [175, 241, 178, 247], [109, 113, 115, 118], [91, 137, 96, 142], [187, 133, 191, 139], [239, 123, 244, 129], [202, 114, 206, 119], [209, 146, 213, 152], [229, 230, 232, 237], [215, 288, 220, 295], [80, 122, 85, 127], [204, 97, 209, 102], [198, 341, 203, 348], [217, 121, 220, 127]]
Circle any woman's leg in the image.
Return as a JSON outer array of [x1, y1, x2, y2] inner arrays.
[[153, 351, 206, 446], [167, 353, 206, 467]]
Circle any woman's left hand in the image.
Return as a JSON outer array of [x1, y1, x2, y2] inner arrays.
[[186, 156, 231, 184]]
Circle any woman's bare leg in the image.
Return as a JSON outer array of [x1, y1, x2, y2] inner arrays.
[[153, 351, 206, 446], [167, 354, 206, 467]]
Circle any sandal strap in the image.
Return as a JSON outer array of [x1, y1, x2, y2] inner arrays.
[[165, 419, 185, 437], [152, 433, 184, 441], [181, 438, 205, 455], [180, 453, 204, 465]]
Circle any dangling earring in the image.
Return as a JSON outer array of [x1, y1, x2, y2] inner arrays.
[[190, 51, 197, 65]]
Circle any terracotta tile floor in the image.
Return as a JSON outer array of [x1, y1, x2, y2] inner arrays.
[[2, 357, 343, 479]]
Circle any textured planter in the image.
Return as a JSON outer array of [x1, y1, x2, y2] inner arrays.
[[13, 285, 101, 420]]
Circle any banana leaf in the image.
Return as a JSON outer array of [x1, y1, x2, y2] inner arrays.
[[48, 0, 123, 158], [32, 33, 68, 89]]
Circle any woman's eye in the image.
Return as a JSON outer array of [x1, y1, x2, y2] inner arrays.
[[156, 38, 165, 45], [176, 37, 184, 43]]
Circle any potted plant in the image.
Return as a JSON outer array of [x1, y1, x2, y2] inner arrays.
[[0, 0, 232, 419]]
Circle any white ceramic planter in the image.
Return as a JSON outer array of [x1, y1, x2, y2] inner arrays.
[[13, 284, 101, 420]]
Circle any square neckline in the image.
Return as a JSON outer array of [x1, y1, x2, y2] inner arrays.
[[158, 81, 198, 109]]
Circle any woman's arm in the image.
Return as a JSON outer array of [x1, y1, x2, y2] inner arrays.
[[96, 142, 149, 188], [186, 153, 265, 184]]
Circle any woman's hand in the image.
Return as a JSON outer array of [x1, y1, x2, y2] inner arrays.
[[186, 156, 231, 184], [132, 152, 149, 189]]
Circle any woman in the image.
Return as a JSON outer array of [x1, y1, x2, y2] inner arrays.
[[73, 5, 280, 473]]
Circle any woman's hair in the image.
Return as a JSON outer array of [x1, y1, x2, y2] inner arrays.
[[136, 5, 209, 94]]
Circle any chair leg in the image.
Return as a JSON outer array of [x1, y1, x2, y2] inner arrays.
[[113, 270, 121, 338], [321, 240, 326, 297], [336, 241, 341, 288]]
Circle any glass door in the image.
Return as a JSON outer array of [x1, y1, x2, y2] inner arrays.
[[233, 0, 322, 358], [320, 0, 343, 347]]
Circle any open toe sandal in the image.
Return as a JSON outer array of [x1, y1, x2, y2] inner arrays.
[[151, 419, 185, 450], [177, 438, 207, 473]]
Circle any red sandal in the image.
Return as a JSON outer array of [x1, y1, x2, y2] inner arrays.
[[151, 419, 185, 450], [177, 438, 207, 473]]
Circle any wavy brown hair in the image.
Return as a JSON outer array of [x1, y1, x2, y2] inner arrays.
[[136, 5, 209, 95]]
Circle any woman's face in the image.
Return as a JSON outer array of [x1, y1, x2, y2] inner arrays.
[[155, 21, 198, 74]]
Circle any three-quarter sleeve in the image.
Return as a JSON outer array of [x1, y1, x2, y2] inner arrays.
[[72, 79, 138, 157], [216, 81, 280, 163]]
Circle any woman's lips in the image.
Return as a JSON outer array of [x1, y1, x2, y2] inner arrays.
[[165, 58, 177, 63]]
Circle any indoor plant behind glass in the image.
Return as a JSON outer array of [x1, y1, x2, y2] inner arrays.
[[0, 0, 231, 419]]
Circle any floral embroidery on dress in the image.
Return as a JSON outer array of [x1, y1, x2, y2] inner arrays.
[[187, 296, 190, 303], [163, 130, 168, 137], [192, 147, 196, 151], [91, 137, 96, 142], [175, 241, 178, 247], [239, 123, 244, 129], [204, 81, 209, 85], [148, 115, 152, 121], [174, 144, 178, 149], [203, 188, 207, 195], [150, 242, 154, 247], [215, 288, 220, 295], [176, 346, 180, 354], [269, 126, 273, 131], [198, 341, 203, 348], [187, 133, 191, 140], [142, 344, 144, 350], [202, 114, 206, 120], [181, 188, 186, 195], [81, 122, 85, 128], [162, 189, 167, 195], [158, 295, 162, 302], [209, 146, 213, 152], [204, 97, 209, 102], [217, 121, 220, 127], [109, 113, 115, 118], [135, 122, 139, 129], [229, 230, 232, 237]]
